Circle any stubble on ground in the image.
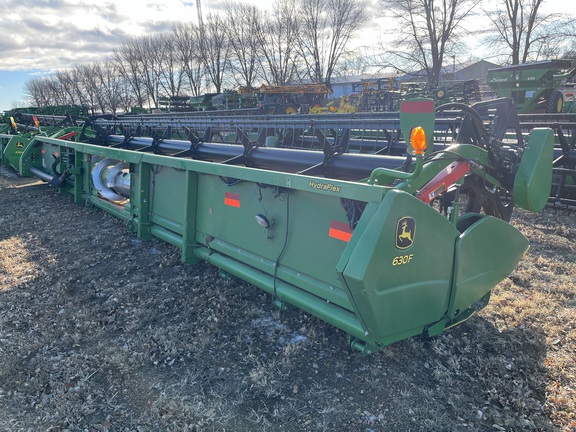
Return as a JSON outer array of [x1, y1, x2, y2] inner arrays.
[[0, 172, 574, 431]]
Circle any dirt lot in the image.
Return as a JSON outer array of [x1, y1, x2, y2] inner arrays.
[[0, 170, 575, 432]]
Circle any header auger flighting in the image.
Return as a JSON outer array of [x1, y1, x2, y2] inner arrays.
[[0, 98, 555, 353]]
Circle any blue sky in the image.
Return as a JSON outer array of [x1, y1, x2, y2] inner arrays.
[[0, 70, 43, 111]]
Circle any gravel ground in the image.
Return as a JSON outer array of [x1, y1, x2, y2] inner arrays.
[[0, 170, 575, 431]]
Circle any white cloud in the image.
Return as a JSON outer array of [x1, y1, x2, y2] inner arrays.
[[0, 0, 198, 71]]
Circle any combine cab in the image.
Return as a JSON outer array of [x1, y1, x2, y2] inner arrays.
[[0, 99, 555, 352]]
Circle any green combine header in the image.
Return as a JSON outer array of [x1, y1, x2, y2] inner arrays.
[[0, 99, 555, 353]]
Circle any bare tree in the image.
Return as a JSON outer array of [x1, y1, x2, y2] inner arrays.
[[23, 77, 51, 107], [563, 38, 576, 63], [94, 60, 126, 114], [156, 33, 185, 98], [172, 22, 206, 96], [75, 64, 101, 114], [335, 49, 373, 77], [484, 0, 573, 64], [113, 35, 166, 109], [296, 0, 368, 83], [23, 58, 146, 114], [137, 35, 164, 108], [379, 0, 479, 86], [113, 40, 148, 110], [254, 0, 300, 85], [68, 68, 91, 109], [536, 21, 576, 60], [224, 2, 262, 88], [199, 13, 231, 93], [117, 77, 138, 113], [54, 70, 79, 105], [92, 63, 110, 114], [45, 76, 68, 106]]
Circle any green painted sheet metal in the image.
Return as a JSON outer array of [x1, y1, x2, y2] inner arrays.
[[1, 127, 85, 177], [194, 247, 367, 342], [450, 214, 529, 318], [0, 133, 13, 165], [513, 128, 554, 212], [336, 189, 459, 346], [5, 125, 542, 351], [3, 134, 35, 173], [194, 175, 358, 311]]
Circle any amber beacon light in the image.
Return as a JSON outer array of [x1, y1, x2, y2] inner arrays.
[[410, 126, 427, 155]]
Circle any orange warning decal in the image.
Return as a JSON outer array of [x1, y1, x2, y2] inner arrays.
[[329, 220, 353, 242], [224, 192, 240, 208]]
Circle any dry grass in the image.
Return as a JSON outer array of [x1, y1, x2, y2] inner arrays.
[[0, 236, 40, 290], [0, 172, 574, 431]]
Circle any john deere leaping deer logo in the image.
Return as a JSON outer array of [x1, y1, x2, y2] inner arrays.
[[396, 216, 415, 249]]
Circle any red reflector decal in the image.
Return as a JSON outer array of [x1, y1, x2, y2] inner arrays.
[[329, 220, 353, 242], [401, 100, 435, 113], [224, 192, 240, 208], [59, 131, 78, 141]]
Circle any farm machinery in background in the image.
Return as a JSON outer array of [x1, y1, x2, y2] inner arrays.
[[350, 78, 401, 112], [0, 111, 85, 179], [153, 84, 332, 115], [257, 83, 333, 114], [253, 78, 482, 115], [399, 79, 481, 105], [157, 91, 259, 113], [147, 78, 483, 117], [487, 60, 576, 114], [0, 97, 559, 352], [3, 104, 90, 117], [347, 78, 481, 113], [482, 60, 576, 205]]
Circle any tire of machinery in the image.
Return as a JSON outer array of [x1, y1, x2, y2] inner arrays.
[[546, 90, 564, 113]]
